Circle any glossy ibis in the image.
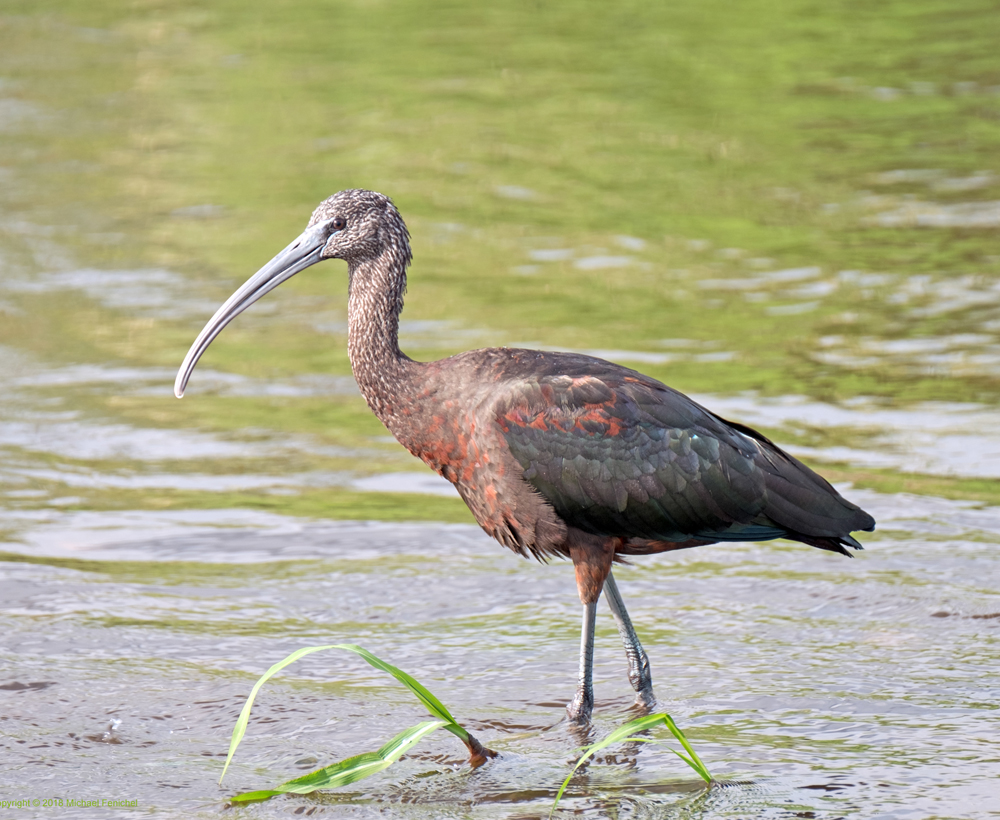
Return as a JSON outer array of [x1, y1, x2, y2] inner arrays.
[[175, 189, 875, 723]]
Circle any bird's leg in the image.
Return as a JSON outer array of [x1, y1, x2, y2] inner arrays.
[[566, 599, 598, 723], [566, 531, 616, 723], [603, 571, 655, 707]]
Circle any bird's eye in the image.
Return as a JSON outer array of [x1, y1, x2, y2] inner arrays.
[[331, 217, 347, 231]]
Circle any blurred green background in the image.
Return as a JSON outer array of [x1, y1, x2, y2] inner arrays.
[[3, 0, 1000, 523]]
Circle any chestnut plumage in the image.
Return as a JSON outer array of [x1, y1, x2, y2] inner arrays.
[[176, 189, 875, 723]]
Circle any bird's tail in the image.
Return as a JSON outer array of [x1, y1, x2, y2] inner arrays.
[[720, 417, 876, 556]]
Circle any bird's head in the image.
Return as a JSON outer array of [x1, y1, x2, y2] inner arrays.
[[309, 188, 411, 264], [173, 189, 411, 398]]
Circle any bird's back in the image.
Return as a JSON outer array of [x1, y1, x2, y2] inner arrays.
[[428, 347, 875, 559]]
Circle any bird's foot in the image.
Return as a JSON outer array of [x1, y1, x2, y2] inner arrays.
[[627, 667, 655, 709], [626, 649, 653, 696], [566, 689, 594, 724], [632, 686, 656, 711]]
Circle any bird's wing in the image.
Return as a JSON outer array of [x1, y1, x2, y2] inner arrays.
[[495, 366, 872, 549]]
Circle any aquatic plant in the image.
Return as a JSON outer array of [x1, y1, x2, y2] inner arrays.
[[222, 643, 492, 803], [550, 712, 713, 816], [222, 645, 711, 809]]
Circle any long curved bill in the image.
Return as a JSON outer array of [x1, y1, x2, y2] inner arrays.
[[174, 220, 333, 398]]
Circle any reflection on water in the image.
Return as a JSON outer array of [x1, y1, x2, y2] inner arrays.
[[3, 0, 1000, 816], [2, 267, 215, 320], [699, 394, 1000, 479], [0, 412, 275, 462], [864, 199, 1000, 229], [352, 472, 459, 497]]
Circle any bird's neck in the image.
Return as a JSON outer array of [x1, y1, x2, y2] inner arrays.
[[346, 249, 417, 426]]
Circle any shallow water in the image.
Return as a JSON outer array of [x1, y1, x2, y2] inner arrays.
[[3, 0, 1000, 817], [2, 501, 998, 818]]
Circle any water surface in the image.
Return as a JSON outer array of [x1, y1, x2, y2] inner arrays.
[[2, 502, 998, 818], [2, 1, 1000, 817]]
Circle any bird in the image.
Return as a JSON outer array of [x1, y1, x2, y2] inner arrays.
[[175, 189, 875, 723]]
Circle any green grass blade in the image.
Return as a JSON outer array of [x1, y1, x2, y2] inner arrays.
[[585, 714, 669, 752], [660, 713, 712, 782], [624, 738, 708, 780], [220, 643, 471, 785], [229, 720, 447, 803], [550, 717, 662, 816], [220, 644, 345, 784], [334, 643, 468, 740], [549, 713, 712, 817], [224, 789, 285, 803]]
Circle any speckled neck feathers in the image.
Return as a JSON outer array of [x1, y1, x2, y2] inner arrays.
[[346, 219, 415, 425]]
